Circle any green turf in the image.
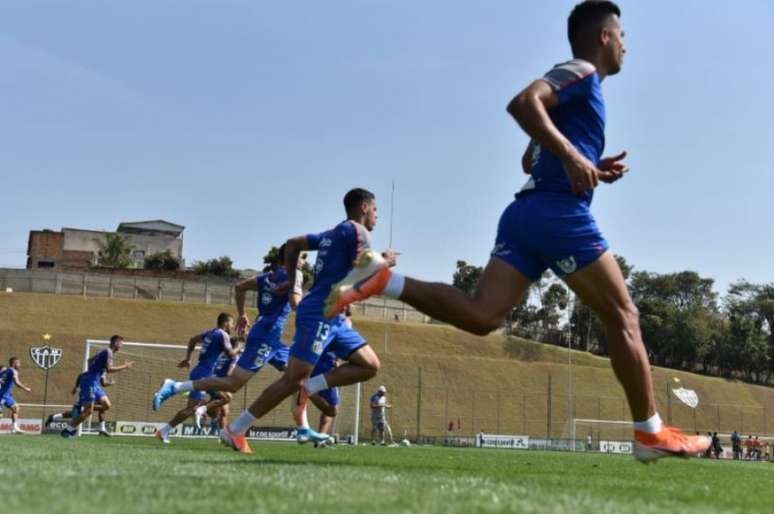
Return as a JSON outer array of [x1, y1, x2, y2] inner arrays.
[[0, 436, 771, 514]]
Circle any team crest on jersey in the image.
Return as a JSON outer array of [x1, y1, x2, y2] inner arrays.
[[261, 292, 273, 305], [29, 345, 63, 370], [556, 256, 577, 275], [319, 238, 332, 248]]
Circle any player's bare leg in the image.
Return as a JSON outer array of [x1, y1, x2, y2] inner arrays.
[[316, 346, 379, 389], [401, 257, 531, 335], [193, 368, 252, 394], [309, 394, 337, 434], [155, 397, 203, 444], [97, 397, 112, 436]]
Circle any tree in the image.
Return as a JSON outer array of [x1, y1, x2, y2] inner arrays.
[[452, 261, 483, 296], [143, 250, 181, 271], [97, 233, 134, 269], [192, 256, 240, 278]]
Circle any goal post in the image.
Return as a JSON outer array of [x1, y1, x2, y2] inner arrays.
[[82, 338, 363, 442], [571, 418, 633, 451]]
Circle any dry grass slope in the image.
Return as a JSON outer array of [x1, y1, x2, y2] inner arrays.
[[1, 292, 773, 438]]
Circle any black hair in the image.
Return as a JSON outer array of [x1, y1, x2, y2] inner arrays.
[[343, 188, 375, 215], [568, 1, 621, 56], [9, 357, 19, 366], [109, 334, 123, 346], [217, 312, 233, 326]]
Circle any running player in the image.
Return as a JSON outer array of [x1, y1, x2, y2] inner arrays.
[[46, 371, 113, 436], [193, 345, 241, 432], [153, 247, 303, 415], [220, 188, 393, 453], [152, 313, 237, 443], [61, 335, 134, 437], [325, 2, 710, 462], [0, 357, 32, 434]]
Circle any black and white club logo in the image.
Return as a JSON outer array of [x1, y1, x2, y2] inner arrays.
[[29, 345, 63, 370]]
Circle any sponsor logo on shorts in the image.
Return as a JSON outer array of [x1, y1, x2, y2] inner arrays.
[[491, 243, 510, 257], [556, 256, 577, 275]]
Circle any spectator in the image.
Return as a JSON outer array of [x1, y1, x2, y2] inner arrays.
[[744, 435, 754, 460], [731, 431, 742, 460], [711, 432, 722, 459], [370, 385, 394, 445], [586, 433, 593, 451]]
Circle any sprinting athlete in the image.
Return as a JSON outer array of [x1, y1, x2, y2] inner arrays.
[[193, 346, 240, 432], [153, 247, 304, 417], [325, 2, 710, 462], [153, 313, 237, 443], [0, 357, 32, 434], [220, 188, 394, 453], [62, 335, 134, 437], [46, 371, 113, 436], [291, 350, 341, 447]]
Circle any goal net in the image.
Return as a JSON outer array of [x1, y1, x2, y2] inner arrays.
[[83, 339, 362, 441], [571, 418, 633, 452]]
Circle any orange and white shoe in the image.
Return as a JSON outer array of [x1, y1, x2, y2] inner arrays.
[[324, 251, 392, 318], [219, 428, 253, 454], [154, 429, 170, 444], [633, 426, 711, 463]]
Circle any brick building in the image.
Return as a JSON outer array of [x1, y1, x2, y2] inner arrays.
[[27, 220, 185, 270]]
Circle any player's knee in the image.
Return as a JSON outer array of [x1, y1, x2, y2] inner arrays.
[[609, 301, 640, 335], [468, 313, 503, 336]]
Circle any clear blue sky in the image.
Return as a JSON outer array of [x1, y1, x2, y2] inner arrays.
[[1, 1, 771, 295]]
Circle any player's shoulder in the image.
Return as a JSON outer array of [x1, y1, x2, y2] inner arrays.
[[542, 58, 596, 90]]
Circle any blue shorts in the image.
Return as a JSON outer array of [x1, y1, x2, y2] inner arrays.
[[0, 393, 15, 409], [78, 375, 105, 406], [290, 314, 367, 366], [312, 353, 340, 407], [236, 322, 289, 374], [189, 364, 216, 402], [492, 193, 609, 281]]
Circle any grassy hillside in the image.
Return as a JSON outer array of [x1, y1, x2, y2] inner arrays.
[[1, 291, 772, 439]]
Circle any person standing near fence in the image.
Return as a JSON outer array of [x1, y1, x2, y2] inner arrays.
[[370, 385, 394, 445]]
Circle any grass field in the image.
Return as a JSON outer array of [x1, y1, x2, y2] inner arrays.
[[1, 435, 771, 514]]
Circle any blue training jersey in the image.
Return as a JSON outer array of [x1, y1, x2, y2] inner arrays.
[[213, 352, 237, 378], [255, 267, 302, 329], [297, 220, 371, 318], [84, 348, 113, 383], [518, 59, 606, 205], [0, 368, 17, 395], [197, 328, 233, 370]]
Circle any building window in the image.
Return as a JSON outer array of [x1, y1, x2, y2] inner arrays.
[[133, 250, 146, 260], [37, 261, 55, 269]]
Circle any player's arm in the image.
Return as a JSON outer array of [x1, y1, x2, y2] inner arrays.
[[522, 139, 536, 174], [107, 360, 134, 373], [178, 333, 203, 368], [71, 372, 85, 394], [289, 265, 304, 310], [13, 372, 31, 392], [222, 333, 238, 359], [508, 80, 601, 194], [285, 235, 312, 310], [235, 277, 259, 335]]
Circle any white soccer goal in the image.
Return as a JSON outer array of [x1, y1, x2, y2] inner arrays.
[[83, 339, 362, 441], [571, 418, 633, 451]]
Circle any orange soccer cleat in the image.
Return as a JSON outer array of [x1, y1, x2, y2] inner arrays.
[[324, 251, 392, 318], [219, 428, 253, 454], [633, 426, 711, 463]]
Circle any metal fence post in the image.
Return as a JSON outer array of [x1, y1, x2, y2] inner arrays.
[[496, 391, 501, 434], [416, 367, 422, 440], [546, 374, 552, 438]]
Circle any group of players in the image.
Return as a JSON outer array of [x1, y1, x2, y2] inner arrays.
[[7, 2, 713, 462]]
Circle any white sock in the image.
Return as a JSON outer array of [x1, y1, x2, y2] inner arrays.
[[305, 374, 329, 395], [633, 413, 663, 434], [52, 413, 64, 422], [299, 405, 310, 429], [99, 421, 106, 431], [383, 273, 405, 299], [160, 424, 172, 437], [195, 405, 207, 416], [229, 411, 257, 435], [174, 381, 194, 393]]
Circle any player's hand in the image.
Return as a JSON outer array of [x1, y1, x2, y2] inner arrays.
[[236, 314, 250, 337], [561, 151, 599, 195], [382, 249, 399, 267], [522, 140, 537, 174], [125, 361, 135, 369], [71, 388, 78, 395], [598, 150, 629, 184], [176, 359, 190, 369]]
